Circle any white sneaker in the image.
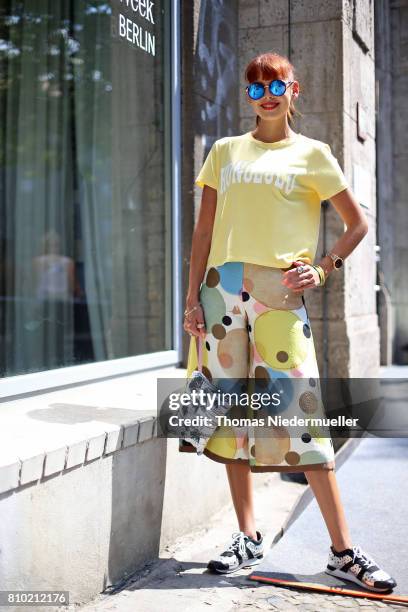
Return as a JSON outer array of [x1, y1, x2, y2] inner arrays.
[[325, 544, 397, 592], [207, 531, 264, 574]]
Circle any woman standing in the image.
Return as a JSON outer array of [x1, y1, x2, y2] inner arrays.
[[181, 52, 397, 593]]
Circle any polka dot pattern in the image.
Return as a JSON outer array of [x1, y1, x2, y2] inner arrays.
[[253, 424, 291, 464], [206, 426, 237, 459], [299, 450, 329, 465], [299, 391, 319, 414], [217, 328, 249, 378], [184, 261, 335, 471], [199, 284, 225, 330], [206, 267, 220, 288], [254, 310, 309, 369], [243, 263, 304, 310], [218, 261, 243, 294]]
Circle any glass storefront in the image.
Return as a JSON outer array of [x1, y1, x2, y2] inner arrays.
[[0, 0, 173, 378]]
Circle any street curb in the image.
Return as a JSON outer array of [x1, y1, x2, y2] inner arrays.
[[271, 437, 363, 546]]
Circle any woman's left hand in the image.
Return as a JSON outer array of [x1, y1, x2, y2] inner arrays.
[[281, 260, 320, 293]]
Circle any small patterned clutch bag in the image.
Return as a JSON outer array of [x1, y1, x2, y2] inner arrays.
[[179, 336, 233, 455]]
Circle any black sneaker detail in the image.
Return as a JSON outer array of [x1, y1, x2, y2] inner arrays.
[[326, 544, 397, 593], [207, 531, 264, 574]]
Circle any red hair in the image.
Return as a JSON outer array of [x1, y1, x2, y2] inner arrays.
[[244, 52, 301, 126]]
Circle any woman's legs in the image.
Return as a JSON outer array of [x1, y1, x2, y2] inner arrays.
[[225, 463, 257, 540], [225, 464, 353, 550], [304, 468, 353, 551]]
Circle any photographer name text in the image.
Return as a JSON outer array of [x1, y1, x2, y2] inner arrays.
[[168, 415, 359, 428]]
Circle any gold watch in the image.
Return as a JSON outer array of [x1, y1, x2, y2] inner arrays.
[[325, 251, 344, 270]]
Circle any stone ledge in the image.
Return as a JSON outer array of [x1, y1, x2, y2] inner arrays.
[[0, 414, 158, 495], [0, 365, 185, 495]]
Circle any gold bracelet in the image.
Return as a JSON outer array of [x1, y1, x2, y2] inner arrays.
[[183, 304, 201, 317], [312, 264, 326, 286], [316, 265, 326, 286]]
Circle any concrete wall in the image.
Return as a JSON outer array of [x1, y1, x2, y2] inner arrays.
[[375, 0, 395, 365], [375, 0, 408, 365], [0, 433, 273, 607], [390, 0, 408, 364]]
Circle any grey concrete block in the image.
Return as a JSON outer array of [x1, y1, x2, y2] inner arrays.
[[20, 453, 45, 485], [295, 112, 344, 156], [394, 159, 408, 249], [393, 77, 408, 157], [86, 434, 107, 462], [395, 306, 408, 364], [239, 0, 258, 28], [394, 247, 408, 306], [290, 21, 343, 114], [137, 417, 155, 443], [346, 226, 378, 317], [0, 459, 21, 494], [239, 25, 285, 71], [290, 0, 343, 23], [66, 440, 87, 469], [307, 280, 346, 323], [43, 446, 68, 477], [348, 315, 380, 376], [104, 427, 124, 455], [352, 0, 374, 54], [123, 422, 140, 447], [344, 27, 376, 138], [343, 0, 354, 29], [391, 7, 408, 73], [258, 0, 288, 26], [152, 417, 158, 438]]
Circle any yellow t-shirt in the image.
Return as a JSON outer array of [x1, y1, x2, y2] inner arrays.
[[195, 131, 349, 269]]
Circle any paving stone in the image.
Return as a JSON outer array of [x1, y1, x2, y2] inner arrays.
[[65, 439, 87, 468], [266, 595, 284, 606], [20, 452, 45, 484], [43, 446, 67, 476], [122, 422, 139, 447], [86, 434, 106, 461], [137, 417, 155, 442], [104, 427, 123, 454], [0, 457, 20, 493]]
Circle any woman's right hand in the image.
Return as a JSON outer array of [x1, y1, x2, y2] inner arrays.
[[183, 185, 216, 340], [183, 301, 206, 338]]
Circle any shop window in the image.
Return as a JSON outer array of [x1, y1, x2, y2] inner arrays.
[[0, 0, 172, 377]]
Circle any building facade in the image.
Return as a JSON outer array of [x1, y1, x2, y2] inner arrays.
[[0, 1, 407, 398], [1, 0, 407, 604]]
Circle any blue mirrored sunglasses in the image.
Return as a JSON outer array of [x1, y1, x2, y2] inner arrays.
[[246, 79, 294, 100]]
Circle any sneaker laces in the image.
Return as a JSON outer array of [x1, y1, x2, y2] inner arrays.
[[223, 531, 247, 558], [352, 545, 377, 570]]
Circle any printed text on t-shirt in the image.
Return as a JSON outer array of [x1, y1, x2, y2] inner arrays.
[[220, 160, 297, 195]]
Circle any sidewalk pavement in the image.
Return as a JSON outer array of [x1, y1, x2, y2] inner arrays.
[[72, 462, 405, 612], [72, 368, 407, 612], [71, 470, 305, 612]]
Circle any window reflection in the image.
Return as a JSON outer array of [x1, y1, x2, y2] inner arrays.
[[0, 0, 170, 377]]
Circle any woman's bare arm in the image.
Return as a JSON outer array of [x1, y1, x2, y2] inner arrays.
[[318, 187, 369, 276], [184, 184, 217, 337], [283, 187, 369, 290]]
